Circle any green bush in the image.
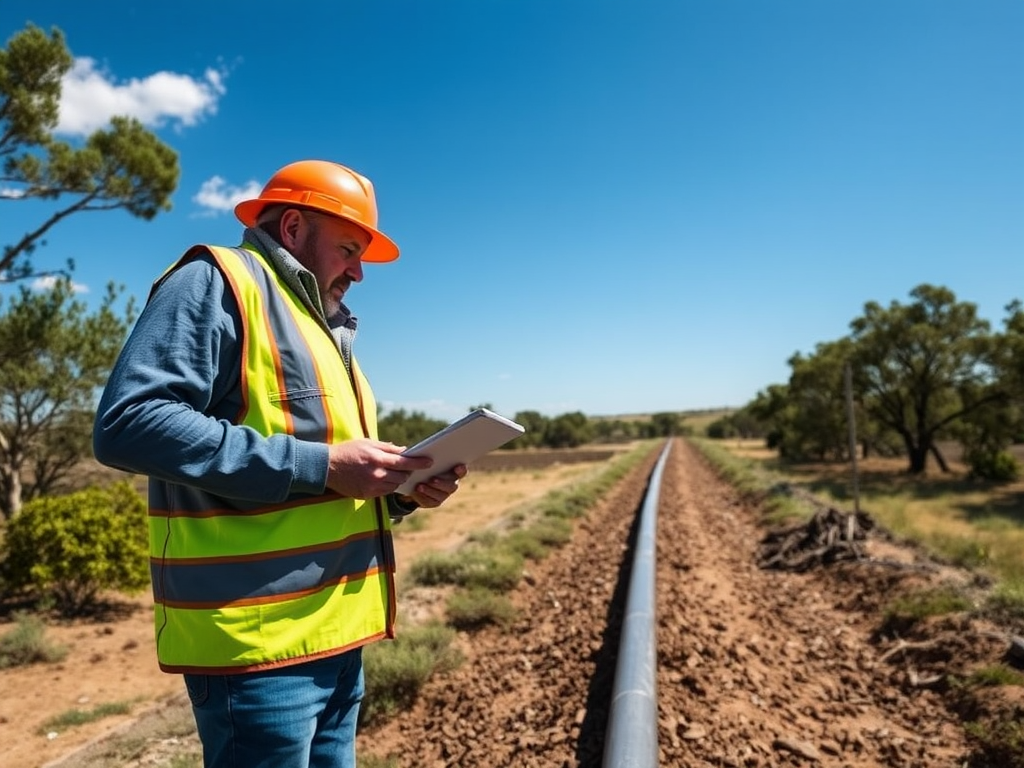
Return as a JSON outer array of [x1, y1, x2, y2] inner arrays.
[[0, 482, 150, 615], [502, 518, 572, 562], [965, 449, 1020, 482], [502, 529, 550, 561], [361, 622, 461, 726], [446, 587, 517, 630], [406, 551, 472, 586], [407, 549, 524, 592]]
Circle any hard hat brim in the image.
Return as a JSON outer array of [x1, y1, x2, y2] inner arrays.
[[234, 199, 400, 263]]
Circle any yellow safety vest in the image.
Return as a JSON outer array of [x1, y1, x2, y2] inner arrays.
[[147, 244, 395, 674]]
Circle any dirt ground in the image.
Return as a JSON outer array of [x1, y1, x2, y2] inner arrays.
[[3, 440, 1023, 767], [351, 440, 1021, 767], [0, 452, 612, 768]]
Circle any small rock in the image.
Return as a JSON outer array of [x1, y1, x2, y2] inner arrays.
[[819, 739, 842, 756], [773, 737, 821, 761], [683, 724, 707, 740]]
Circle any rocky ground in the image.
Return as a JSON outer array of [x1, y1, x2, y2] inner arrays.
[[356, 438, 1019, 767]]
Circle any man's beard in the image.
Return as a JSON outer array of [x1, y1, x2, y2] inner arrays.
[[321, 289, 341, 319]]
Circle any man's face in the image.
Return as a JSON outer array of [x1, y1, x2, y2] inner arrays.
[[288, 209, 372, 317]]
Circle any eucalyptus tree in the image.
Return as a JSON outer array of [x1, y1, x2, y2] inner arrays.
[[781, 340, 854, 461], [848, 284, 1003, 474]]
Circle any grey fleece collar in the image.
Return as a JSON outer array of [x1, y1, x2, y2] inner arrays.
[[241, 227, 358, 331]]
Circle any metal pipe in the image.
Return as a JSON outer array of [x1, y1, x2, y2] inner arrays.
[[602, 439, 672, 768]]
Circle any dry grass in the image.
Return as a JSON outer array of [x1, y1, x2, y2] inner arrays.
[[715, 439, 1024, 585]]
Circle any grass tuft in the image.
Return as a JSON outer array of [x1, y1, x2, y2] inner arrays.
[[966, 664, 1024, 688], [882, 586, 974, 628], [0, 612, 67, 669], [38, 700, 135, 734]]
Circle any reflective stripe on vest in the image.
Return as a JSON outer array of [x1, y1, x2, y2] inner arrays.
[[148, 244, 396, 674]]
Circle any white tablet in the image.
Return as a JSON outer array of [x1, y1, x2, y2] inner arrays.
[[395, 408, 526, 495]]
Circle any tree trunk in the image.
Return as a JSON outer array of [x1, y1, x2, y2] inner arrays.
[[0, 464, 22, 520], [907, 444, 929, 474], [929, 443, 950, 473]]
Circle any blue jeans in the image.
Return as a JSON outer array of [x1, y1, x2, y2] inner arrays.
[[183, 648, 364, 768]]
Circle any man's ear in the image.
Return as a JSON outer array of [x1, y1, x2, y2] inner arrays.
[[280, 208, 303, 249]]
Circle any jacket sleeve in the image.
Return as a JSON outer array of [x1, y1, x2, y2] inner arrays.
[[92, 254, 328, 502]]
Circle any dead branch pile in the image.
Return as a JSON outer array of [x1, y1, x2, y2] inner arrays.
[[758, 507, 875, 572]]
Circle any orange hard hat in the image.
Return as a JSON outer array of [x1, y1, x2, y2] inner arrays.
[[234, 160, 399, 263]]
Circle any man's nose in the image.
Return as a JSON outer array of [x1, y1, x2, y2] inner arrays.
[[347, 259, 364, 283]]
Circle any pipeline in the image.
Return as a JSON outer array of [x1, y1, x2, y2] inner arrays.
[[602, 438, 672, 767]]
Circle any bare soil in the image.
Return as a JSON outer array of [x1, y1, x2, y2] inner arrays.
[[3, 441, 1022, 767], [354, 440, 1019, 767], [0, 451, 612, 768]]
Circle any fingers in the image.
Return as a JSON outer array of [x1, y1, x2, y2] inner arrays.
[[325, 440, 466, 501], [405, 466, 466, 508]]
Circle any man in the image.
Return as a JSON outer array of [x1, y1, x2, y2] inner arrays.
[[93, 159, 464, 768]]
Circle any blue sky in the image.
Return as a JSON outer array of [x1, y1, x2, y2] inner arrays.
[[2, 0, 1022, 422]]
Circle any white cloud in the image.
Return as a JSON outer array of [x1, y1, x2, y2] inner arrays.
[[32, 275, 89, 293], [56, 58, 227, 136], [193, 176, 263, 214]]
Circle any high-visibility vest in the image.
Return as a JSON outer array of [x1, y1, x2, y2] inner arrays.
[[147, 244, 395, 674]]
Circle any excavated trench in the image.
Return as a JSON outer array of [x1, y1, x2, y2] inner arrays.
[[357, 439, 986, 767]]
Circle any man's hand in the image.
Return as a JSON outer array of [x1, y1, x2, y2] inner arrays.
[[325, 439, 433, 499], [398, 464, 467, 509]]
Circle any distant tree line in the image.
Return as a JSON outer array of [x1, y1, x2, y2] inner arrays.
[[706, 284, 1024, 481], [378, 406, 689, 452]]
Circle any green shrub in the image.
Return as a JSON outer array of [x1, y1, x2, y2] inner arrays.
[[502, 529, 550, 561], [361, 622, 461, 726], [407, 549, 524, 592], [0, 482, 150, 615], [446, 587, 517, 630], [0, 612, 67, 668], [501, 518, 572, 562], [407, 551, 471, 586], [965, 449, 1020, 482]]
